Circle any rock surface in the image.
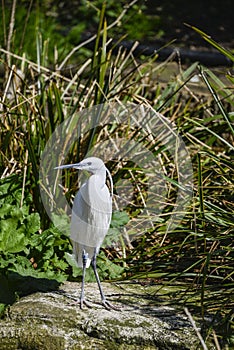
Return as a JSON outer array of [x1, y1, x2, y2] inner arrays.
[[0, 281, 199, 349]]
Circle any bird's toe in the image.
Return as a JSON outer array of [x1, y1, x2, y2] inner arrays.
[[102, 299, 121, 311], [80, 298, 93, 309]]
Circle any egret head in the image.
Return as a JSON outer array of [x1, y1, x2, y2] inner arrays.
[[73, 157, 105, 174], [55, 157, 105, 173], [55, 157, 107, 174], [55, 157, 113, 196]]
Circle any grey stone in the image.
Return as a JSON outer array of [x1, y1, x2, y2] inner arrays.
[[0, 281, 199, 349]]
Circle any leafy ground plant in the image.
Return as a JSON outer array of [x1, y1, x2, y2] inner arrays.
[[0, 174, 71, 280]]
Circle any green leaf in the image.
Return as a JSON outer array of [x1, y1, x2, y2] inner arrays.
[[110, 211, 130, 228], [0, 219, 29, 253], [98, 251, 124, 280], [51, 213, 70, 236], [51, 253, 69, 271], [64, 252, 80, 278], [25, 213, 41, 235], [104, 227, 120, 246], [42, 246, 55, 260], [0, 204, 12, 218], [0, 254, 16, 269]]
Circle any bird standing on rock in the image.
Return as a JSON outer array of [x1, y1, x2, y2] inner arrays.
[[55, 157, 118, 310]]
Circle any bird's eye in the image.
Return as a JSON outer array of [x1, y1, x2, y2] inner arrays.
[[87, 162, 92, 165]]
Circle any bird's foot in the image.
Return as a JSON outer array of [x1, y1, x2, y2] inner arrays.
[[101, 299, 121, 311], [80, 298, 92, 309]]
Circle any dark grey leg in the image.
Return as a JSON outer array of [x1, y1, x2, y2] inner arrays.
[[80, 249, 92, 309], [91, 248, 120, 311]]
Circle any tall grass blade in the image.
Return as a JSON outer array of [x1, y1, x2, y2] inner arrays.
[[185, 23, 234, 62], [199, 66, 234, 136], [197, 153, 204, 222]]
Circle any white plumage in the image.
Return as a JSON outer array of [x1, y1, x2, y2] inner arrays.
[[55, 157, 118, 310], [70, 158, 112, 267]]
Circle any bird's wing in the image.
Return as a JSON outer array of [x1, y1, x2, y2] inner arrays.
[[70, 177, 112, 248]]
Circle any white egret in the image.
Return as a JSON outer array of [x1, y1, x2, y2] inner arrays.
[[55, 157, 118, 310]]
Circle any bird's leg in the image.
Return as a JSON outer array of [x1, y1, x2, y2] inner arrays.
[[91, 248, 120, 311], [80, 249, 92, 309]]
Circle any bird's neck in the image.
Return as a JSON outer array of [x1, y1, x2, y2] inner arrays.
[[92, 169, 106, 185]]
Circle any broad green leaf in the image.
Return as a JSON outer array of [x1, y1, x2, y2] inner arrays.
[[51, 253, 68, 271], [64, 252, 80, 278], [0, 204, 12, 218], [111, 211, 130, 228], [0, 220, 29, 253], [51, 213, 70, 236], [104, 227, 120, 246], [25, 213, 41, 235]]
